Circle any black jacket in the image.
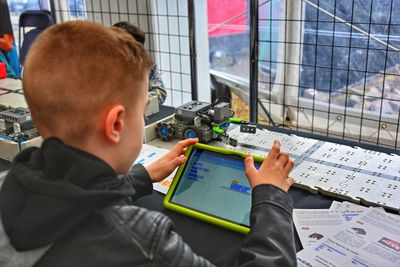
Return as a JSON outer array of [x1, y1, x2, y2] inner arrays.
[[0, 138, 296, 266]]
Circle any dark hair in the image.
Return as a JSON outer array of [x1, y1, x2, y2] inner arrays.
[[113, 21, 145, 45]]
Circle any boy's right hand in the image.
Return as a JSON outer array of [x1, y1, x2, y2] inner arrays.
[[145, 138, 198, 182], [244, 140, 294, 192]]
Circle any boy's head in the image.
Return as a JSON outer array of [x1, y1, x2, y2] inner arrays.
[[113, 21, 146, 45], [23, 21, 154, 173]]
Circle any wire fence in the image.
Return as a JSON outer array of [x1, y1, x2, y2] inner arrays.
[[10, 0, 400, 149], [256, 0, 400, 149], [53, 0, 193, 107]]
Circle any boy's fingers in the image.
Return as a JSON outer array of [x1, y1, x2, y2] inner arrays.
[[267, 140, 281, 159], [244, 156, 257, 178], [277, 152, 289, 165], [176, 155, 187, 164], [284, 159, 294, 177], [173, 138, 198, 154], [179, 138, 199, 149], [168, 156, 187, 170]]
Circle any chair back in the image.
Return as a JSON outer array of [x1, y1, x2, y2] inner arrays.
[[18, 10, 53, 66], [19, 29, 43, 65], [19, 10, 53, 29]]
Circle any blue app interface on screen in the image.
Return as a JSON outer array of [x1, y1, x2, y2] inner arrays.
[[171, 148, 261, 227]]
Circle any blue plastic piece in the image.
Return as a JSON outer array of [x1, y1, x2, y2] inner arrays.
[[220, 122, 230, 129], [0, 135, 12, 141], [187, 130, 197, 138], [161, 127, 168, 137]]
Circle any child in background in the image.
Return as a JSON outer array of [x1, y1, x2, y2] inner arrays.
[[114, 21, 167, 105]]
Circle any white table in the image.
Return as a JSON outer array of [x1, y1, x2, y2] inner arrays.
[[0, 78, 22, 91]]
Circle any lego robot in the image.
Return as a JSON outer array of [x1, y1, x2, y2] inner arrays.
[[155, 100, 256, 146]]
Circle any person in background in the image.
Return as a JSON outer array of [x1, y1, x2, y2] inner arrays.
[[0, 0, 17, 77], [113, 21, 167, 105]]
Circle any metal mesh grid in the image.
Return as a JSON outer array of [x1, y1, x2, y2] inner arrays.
[[257, 0, 400, 149], [53, 0, 192, 107]]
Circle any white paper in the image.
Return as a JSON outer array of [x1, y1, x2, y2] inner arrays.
[[297, 209, 400, 267], [336, 201, 368, 222], [294, 202, 368, 247], [330, 201, 343, 210], [134, 144, 176, 194], [293, 209, 346, 247]]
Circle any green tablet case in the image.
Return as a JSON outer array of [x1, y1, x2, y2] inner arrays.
[[163, 143, 265, 234]]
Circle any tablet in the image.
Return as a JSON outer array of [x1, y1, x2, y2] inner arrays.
[[163, 143, 264, 234]]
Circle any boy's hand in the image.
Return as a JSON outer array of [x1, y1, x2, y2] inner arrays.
[[244, 140, 294, 192], [145, 138, 199, 182]]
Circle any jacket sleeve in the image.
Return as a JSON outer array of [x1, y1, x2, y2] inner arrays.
[[118, 164, 153, 201], [238, 184, 296, 267]]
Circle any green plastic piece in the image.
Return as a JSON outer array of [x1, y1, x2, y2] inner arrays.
[[229, 117, 242, 123], [164, 143, 265, 234], [212, 126, 224, 134]]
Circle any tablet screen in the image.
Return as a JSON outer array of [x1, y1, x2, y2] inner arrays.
[[170, 148, 261, 227]]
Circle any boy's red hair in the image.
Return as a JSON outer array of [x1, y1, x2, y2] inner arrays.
[[23, 20, 154, 140]]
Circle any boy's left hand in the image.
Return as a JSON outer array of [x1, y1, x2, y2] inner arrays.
[[145, 138, 199, 182]]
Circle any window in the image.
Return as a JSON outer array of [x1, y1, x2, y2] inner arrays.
[[67, 0, 86, 19], [294, 0, 400, 147], [208, 0, 249, 79], [210, 0, 400, 149]]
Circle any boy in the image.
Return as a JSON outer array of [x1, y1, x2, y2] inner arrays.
[[0, 21, 296, 266]]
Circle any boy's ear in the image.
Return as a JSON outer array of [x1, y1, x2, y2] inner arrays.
[[104, 105, 125, 143]]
